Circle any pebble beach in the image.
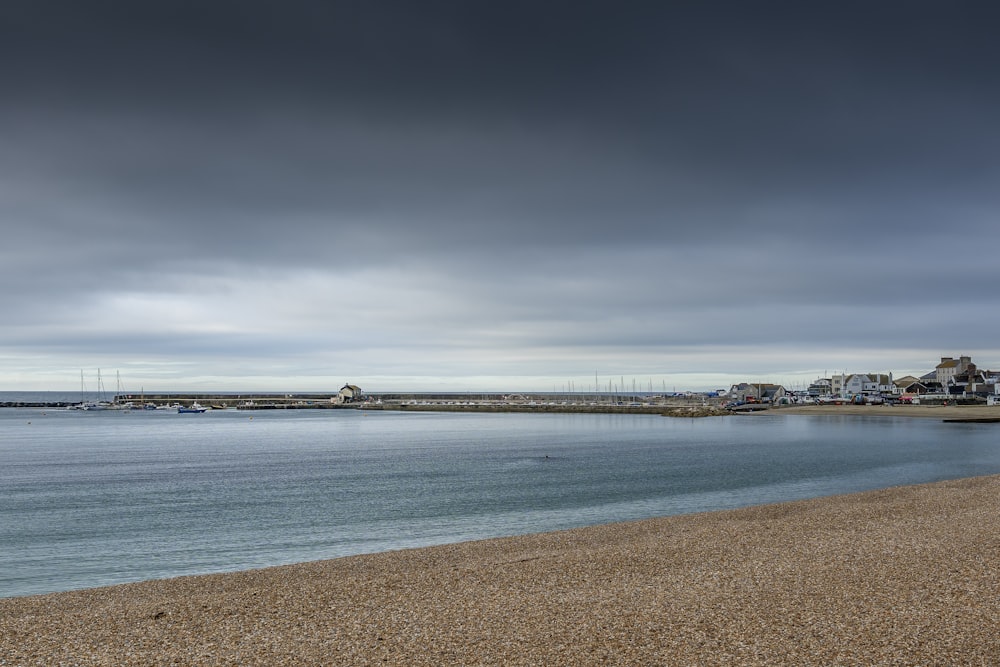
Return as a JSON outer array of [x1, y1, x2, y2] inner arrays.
[[2, 473, 998, 666], [774, 403, 1000, 419]]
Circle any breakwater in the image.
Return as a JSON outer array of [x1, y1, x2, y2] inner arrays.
[[0, 393, 350, 410], [1, 392, 725, 415]]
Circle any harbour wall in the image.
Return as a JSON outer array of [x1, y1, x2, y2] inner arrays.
[[2, 393, 723, 414]]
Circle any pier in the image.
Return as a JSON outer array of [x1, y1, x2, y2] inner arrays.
[[2, 392, 724, 414]]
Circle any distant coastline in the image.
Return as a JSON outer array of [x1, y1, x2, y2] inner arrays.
[[5, 391, 1000, 420]]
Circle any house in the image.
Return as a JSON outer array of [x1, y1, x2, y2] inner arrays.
[[807, 378, 832, 397], [728, 383, 786, 403], [336, 384, 363, 403], [869, 374, 894, 394], [936, 356, 972, 386], [986, 371, 1000, 394], [916, 371, 945, 394], [841, 374, 867, 396], [893, 376, 928, 395], [947, 363, 998, 396], [840, 373, 893, 397]]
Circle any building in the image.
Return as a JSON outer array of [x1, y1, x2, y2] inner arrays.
[[936, 356, 972, 386], [987, 371, 1000, 394], [728, 383, 786, 403], [336, 383, 364, 403], [892, 376, 928, 395], [947, 363, 1000, 397], [833, 373, 893, 397], [807, 378, 832, 397]]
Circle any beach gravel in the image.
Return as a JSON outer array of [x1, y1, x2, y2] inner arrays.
[[2, 475, 998, 666]]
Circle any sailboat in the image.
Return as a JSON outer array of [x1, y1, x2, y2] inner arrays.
[[67, 370, 108, 410], [140, 387, 157, 410], [107, 370, 135, 410], [66, 369, 113, 410], [66, 370, 87, 410], [82, 370, 112, 410]]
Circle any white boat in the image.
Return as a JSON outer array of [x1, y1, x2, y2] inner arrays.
[[68, 370, 112, 410], [177, 402, 208, 413]]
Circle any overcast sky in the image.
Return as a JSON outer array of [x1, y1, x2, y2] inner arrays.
[[3, 1, 999, 393]]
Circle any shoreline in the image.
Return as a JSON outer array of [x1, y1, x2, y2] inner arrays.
[[768, 403, 1000, 419], [3, 475, 998, 665]]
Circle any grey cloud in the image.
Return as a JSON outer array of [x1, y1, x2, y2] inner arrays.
[[3, 1, 1000, 390]]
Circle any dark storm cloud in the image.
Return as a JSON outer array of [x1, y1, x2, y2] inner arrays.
[[6, 1, 1000, 246], [3, 1, 1000, 389]]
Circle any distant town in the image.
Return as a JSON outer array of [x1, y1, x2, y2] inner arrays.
[[727, 355, 1000, 408]]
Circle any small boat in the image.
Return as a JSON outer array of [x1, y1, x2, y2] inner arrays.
[[177, 402, 208, 413], [139, 388, 158, 410]]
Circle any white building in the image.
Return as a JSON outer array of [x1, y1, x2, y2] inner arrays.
[[936, 356, 972, 386], [834, 373, 893, 396]]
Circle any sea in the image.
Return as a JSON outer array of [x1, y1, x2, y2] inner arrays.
[[2, 398, 1000, 598]]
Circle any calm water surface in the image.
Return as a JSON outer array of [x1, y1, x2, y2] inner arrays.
[[2, 407, 999, 598]]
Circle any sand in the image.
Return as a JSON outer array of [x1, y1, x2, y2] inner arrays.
[[770, 403, 1000, 419], [2, 473, 998, 666]]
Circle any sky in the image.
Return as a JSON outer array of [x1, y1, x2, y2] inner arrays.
[[2, 1, 999, 393]]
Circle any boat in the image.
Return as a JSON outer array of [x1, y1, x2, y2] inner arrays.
[[138, 387, 157, 410], [177, 402, 208, 413], [80, 369, 113, 410], [67, 370, 99, 410]]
